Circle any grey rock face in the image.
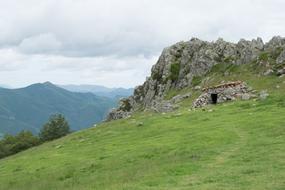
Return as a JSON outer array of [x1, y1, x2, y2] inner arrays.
[[171, 93, 192, 104], [265, 36, 285, 50], [150, 92, 191, 113], [277, 50, 285, 64], [241, 93, 251, 100], [277, 67, 285, 76], [107, 36, 285, 120], [264, 69, 274, 76]]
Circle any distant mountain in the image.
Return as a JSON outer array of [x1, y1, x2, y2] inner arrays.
[[0, 82, 117, 135], [0, 84, 11, 89], [59, 84, 133, 98]]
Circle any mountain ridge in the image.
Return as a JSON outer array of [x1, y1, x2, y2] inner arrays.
[[0, 82, 117, 135], [59, 84, 134, 98]]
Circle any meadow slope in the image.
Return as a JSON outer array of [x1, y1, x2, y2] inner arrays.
[[0, 71, 284, 190]]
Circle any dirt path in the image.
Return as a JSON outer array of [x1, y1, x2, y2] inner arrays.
[[179, 126, 249, 188], [212, 126, 248, 166]]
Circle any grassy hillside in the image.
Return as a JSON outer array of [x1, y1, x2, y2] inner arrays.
[[0, 82, 117, 135], [0, 71, 284, 189]]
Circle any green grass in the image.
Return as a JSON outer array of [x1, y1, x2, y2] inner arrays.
[[192, 76, 203, 86], [169, 63, 180, 81], [259, 52, 270, 61], [0, 63, 284, 189]]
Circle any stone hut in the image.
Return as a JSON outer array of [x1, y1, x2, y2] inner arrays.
[[192, 81, 253, 108]]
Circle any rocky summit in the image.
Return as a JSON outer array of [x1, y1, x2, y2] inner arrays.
[[107, 36, 285, 121]]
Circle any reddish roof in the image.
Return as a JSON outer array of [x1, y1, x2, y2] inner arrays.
[[202, 81, 243, 92]]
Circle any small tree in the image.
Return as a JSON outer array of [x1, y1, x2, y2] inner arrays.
[[39, 114, 70, 142]]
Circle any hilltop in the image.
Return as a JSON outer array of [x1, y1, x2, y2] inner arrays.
[[0, 37, 284, 189]]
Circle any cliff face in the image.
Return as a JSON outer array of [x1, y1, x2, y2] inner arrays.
[[107, 36, 285, 120]]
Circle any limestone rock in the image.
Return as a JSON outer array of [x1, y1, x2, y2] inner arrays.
[[277, 50, 285, 64], [106, 108, 131, 121], [265, 36, 285, 50], [259, 90, 269, 100], [194, 86, 201, 90], [171, 93, 192, 104], [264, 69, 274, 76], [277, 67, 285, 76], [241, 93, 251, 100]]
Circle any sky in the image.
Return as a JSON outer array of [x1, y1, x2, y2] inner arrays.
[[0, 0, 285, 88]]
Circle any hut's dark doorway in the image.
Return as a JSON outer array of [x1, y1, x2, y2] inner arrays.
[[211, 93, 218, 104]]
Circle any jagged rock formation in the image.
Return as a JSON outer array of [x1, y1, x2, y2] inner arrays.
[[107, 36, 285, 121]]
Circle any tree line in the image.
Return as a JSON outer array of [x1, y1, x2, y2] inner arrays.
[[0, 114, 70, 159]]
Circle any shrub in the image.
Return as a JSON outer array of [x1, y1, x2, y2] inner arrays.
[[152, 72, 161, 81], [169, 63, 180, 81], [271, 47, 283, 59], [259, 52, 269, 61], [121, 99, 132, 112], [192, 76, 202, 86], [11, 131, 40, 153], [0, 131, 40, 159], [209, 63, 239, 74], [0, 114, 70, 159]]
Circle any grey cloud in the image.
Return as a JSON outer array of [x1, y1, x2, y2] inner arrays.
[[0, 0, 283, 58], [0, 0, 285, 88], [18, 33, 62, 54], [0, 48, 156, 88]]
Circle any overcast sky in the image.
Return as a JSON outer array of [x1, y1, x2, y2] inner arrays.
[[0, 0, 285, 88]]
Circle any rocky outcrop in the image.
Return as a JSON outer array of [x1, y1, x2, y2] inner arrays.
[[106, 98, 132, 121], [150, 92, 191, 113], [106, 109, 131, 121], [107, 36, 285, 120]]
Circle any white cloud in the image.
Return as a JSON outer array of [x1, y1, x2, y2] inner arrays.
[[0, 48, 157, 88], [0, 0, 285, 87], [18, 33, 62, 54]]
